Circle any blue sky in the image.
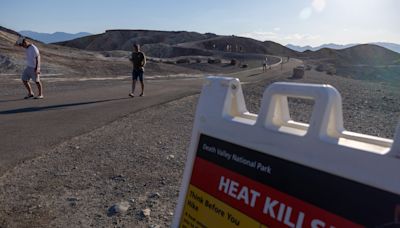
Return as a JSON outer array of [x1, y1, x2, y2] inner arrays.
[[1, 0, 399, 46]]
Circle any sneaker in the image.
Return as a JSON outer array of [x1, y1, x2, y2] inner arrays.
[[34, 95, 44, 99], [139, 92, 144, 97], [129, 93, 135, 97], [24, 94, 34, 99]]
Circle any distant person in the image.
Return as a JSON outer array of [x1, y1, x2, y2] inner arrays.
[[263, 56, 270, 71], [15, 37, 44, 99], [129, 44, 146, 97], [262, 58, 267, 72]]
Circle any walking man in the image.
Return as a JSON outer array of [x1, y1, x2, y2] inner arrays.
[[16, 36, 44, 99], [129, 44, 146, 97]]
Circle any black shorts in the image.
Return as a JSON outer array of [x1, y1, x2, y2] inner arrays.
[[132, 69, 144, 81]]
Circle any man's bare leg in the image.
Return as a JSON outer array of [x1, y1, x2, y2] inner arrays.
[[130, 79, 136, 97], [139, 80, 144, 96], [22, 80, 33, 95], [36, 81, 43, 96]]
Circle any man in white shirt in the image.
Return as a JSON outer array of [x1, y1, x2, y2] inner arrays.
[[16, 37, 44, 99]]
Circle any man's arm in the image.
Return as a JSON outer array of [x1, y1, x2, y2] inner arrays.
[[141, 53, 146, 67], [35, 55, 41, 74]]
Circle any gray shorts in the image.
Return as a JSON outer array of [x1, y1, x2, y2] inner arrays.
[[22, 67, 40, 82]]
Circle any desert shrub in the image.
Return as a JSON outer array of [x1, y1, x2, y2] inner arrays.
[[326, 66, 336, 75], [176, 58, 190, 64], [315, 64, 325, 72], [101, 52, 111, 57], [164, 60, 176, 65], [208, 58, 222, 64]]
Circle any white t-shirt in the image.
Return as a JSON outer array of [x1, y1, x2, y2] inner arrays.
[[26, 44, 40, 68]]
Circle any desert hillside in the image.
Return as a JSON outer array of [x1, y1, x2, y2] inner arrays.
[[2, 26, 399, 83], [300, 44, 400, 82], [0, 26, 130, 76], [1, 27, 262, 77], [55, 28, 400, 71], [303, 44, 400, 66], [55, 29, 297, 58]]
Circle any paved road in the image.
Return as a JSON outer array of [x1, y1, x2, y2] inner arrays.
[[0, 59, 300, 176]]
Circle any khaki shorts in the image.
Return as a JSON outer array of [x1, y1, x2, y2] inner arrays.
[[22, 67, 40, 82]]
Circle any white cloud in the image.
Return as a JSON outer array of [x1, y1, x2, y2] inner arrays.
[[284, 33, 321, 41], [240, 30, 322, 46], [299, 7, 313, 20], [240, 31, 278, 41], [274, 27, 281, 31], [312, 0, 326, 12]]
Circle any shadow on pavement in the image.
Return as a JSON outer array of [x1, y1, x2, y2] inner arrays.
[[0, 97, 131, 115], [246, 72, 263, 77], [0, 98, 25, 103]]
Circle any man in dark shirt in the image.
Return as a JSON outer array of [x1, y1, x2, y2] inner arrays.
[[129, 44, 146, 97]]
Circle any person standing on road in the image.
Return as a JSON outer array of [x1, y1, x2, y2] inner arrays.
[[262, 58, 267, 72], [15, 37, 44, 99], [263, 56, 270, 71], [129, 44, 146, 97]]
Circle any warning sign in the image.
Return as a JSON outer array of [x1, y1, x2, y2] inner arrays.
[[172, 77, 400, 228], [179, 134, 400, 228]]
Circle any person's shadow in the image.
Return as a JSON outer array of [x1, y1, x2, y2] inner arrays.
[[0, 97, 130, 115], [0, 98, 26, 103]]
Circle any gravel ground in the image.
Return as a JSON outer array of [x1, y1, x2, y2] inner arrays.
[[0, 69, 399, 227], [242, 69, 400, 138]]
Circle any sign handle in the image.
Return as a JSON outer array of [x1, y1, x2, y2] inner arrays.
[[256, 82, 345, 140]]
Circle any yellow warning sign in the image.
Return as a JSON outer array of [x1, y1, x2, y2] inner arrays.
[[180, 185, 264, 228]]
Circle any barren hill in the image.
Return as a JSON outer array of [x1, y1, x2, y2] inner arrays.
[[55, 29, 297, 58], [0, 27, 131, 76], [302, 44, 400, 66], [56, 30, 217, 50], [55, 30, 218, 58], [337, 44, 400, 65], [0, 27, 254, 77], [178, 35, 297, 57], [302, 44, 400, 82]]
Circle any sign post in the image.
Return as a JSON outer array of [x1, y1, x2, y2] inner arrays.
[[172, 76, 400, 228]]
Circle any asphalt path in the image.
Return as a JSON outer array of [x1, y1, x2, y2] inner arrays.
[[0, 59, 301, 176]]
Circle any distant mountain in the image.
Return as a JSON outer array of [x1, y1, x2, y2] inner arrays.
[[372, 42, 400, 54], [300, 44, 400, 83], [19, 30, 91, 44], [285, 44, 314, 52], [287, 42, 400, 53], [302, 44, 400, 66], [286, 43, 357, 52]]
